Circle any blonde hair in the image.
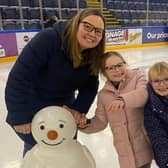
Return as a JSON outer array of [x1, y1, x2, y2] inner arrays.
[[100, 51, 126, 76], [148, 62, 168, 81], [63, 8, 106, 76]]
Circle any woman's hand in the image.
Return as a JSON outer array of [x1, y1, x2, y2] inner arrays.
[[77, 113, 88, 129], [14, 123, 31, 134], [63, 105, 88, 128], [108, 99, 125, 112]]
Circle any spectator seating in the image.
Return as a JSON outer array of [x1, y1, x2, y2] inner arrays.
[[8, 0, 18, 6], [61, 9, 77, 19], [61, 0, 76, 8], [105, 0, 168, 26], [24, 21, 41, 29], [2, 7, 20, 19], [21, 0, 31, 7], [3, 21, 21, 30], [42, 0, 58, 8], [0, 0, 8, 6], [1, 0, 168, 30], [43, 9, 59, 20], [79, 0, 87, 8], [22, 8, 30, 19], [28, 8, 40, 19]]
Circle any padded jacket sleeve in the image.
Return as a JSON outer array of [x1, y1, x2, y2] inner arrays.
[[69, 75, 99, 114], [5, 29, 60, 125], [144, 103, 168, 168]]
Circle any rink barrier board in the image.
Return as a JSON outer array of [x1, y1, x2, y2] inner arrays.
[[105, 42, 168, 51], [0, 26, 168, 63], [1, 41, 168, 63], [0, 56, 18, 63]]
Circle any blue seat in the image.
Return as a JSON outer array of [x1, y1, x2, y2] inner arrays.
[[22, 8, 30, 19], [79, 0, 87, 8], [149, 3, 159, 11], [106, 1, 114, 9], [160, 13, 167, 19], [42, 0, 58, 8], [114, 2, 122, 9], [28, 8, 40, 19], [21, 0, 30, 7], [151, 0, 160, 3], [3, 21, 21, 30], [31, 0, 39, 7], [148, 20, 160, 26], [25, 21, 41, 30], [61, 9, 77, 19], [113, 11, 123, 19], [130, 11, 138, 19], [149, 13, 160, 20], [139, 20, 146, 26], [160, 4, 167, 11], [107, 0, 113, 3], [8, 0, 18, 6], [43, 9, 59, 20], [136, 12, 146, 19], [61, 0, 76, 8], [122, 11, 130, 19], [131, 19, 139, 26], [127, 2, 135, 10], [162, 0, 168, 3], [123, 19, 132, 27], [2, 7, 19, 19], [162, 20, 168, 26], [135, 3, 146, 10], [0, 0, 8, 6], [121, 1, 128, 10]]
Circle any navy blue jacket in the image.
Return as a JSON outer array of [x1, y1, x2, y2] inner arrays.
[[5, 22, 99, 144], [144, 84, 168, 168]]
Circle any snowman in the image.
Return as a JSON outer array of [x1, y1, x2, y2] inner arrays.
[[21, 106, 96, 168]]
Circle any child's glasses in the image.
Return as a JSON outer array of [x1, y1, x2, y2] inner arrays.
[[151, 78, 168, 86], [105, 62, 126, 71]]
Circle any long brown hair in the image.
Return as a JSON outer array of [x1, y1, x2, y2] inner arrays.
[[63, 8, 106, 76]]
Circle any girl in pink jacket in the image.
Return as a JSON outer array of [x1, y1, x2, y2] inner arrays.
[[79, 51, 153, 168]]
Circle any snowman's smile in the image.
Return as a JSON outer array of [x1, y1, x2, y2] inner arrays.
[[41, 138, 65, 146]]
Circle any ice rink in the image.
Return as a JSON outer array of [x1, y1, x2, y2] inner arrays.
[[1, 45, 168, 168]]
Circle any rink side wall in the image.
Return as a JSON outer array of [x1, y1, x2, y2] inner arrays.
[[0, 26, 168, 62]]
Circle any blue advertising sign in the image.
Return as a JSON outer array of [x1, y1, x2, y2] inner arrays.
[[142, 26, 168, 43]]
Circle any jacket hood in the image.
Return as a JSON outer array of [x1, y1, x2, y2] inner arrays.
[[53, 21, 71, 62], [53, 21, 68, 36], [147, 83, 168, 111]]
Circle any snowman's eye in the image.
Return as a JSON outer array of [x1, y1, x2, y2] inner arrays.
[[40, 125, 45, 130], [59, 124, 64, 128]]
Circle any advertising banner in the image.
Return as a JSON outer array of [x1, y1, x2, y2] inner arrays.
[[0, 33, 18, 57], [128, 29, 142, 44], [105, 28, 142, 46], [16, 31, 38, 54], [142, 27, 168, 43], [105, 29, 128, 46]]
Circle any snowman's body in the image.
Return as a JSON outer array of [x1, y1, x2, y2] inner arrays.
[[21, 106, 96, 168]]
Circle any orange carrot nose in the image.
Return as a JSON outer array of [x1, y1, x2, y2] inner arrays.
[[47, 130, 58, 140]]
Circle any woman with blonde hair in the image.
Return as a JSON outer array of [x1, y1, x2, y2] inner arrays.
[[144, 62, 168, 168], [5, 8, 106, 156]]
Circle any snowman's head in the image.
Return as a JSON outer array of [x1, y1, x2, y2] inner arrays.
[[31, 106, 77, 148]]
